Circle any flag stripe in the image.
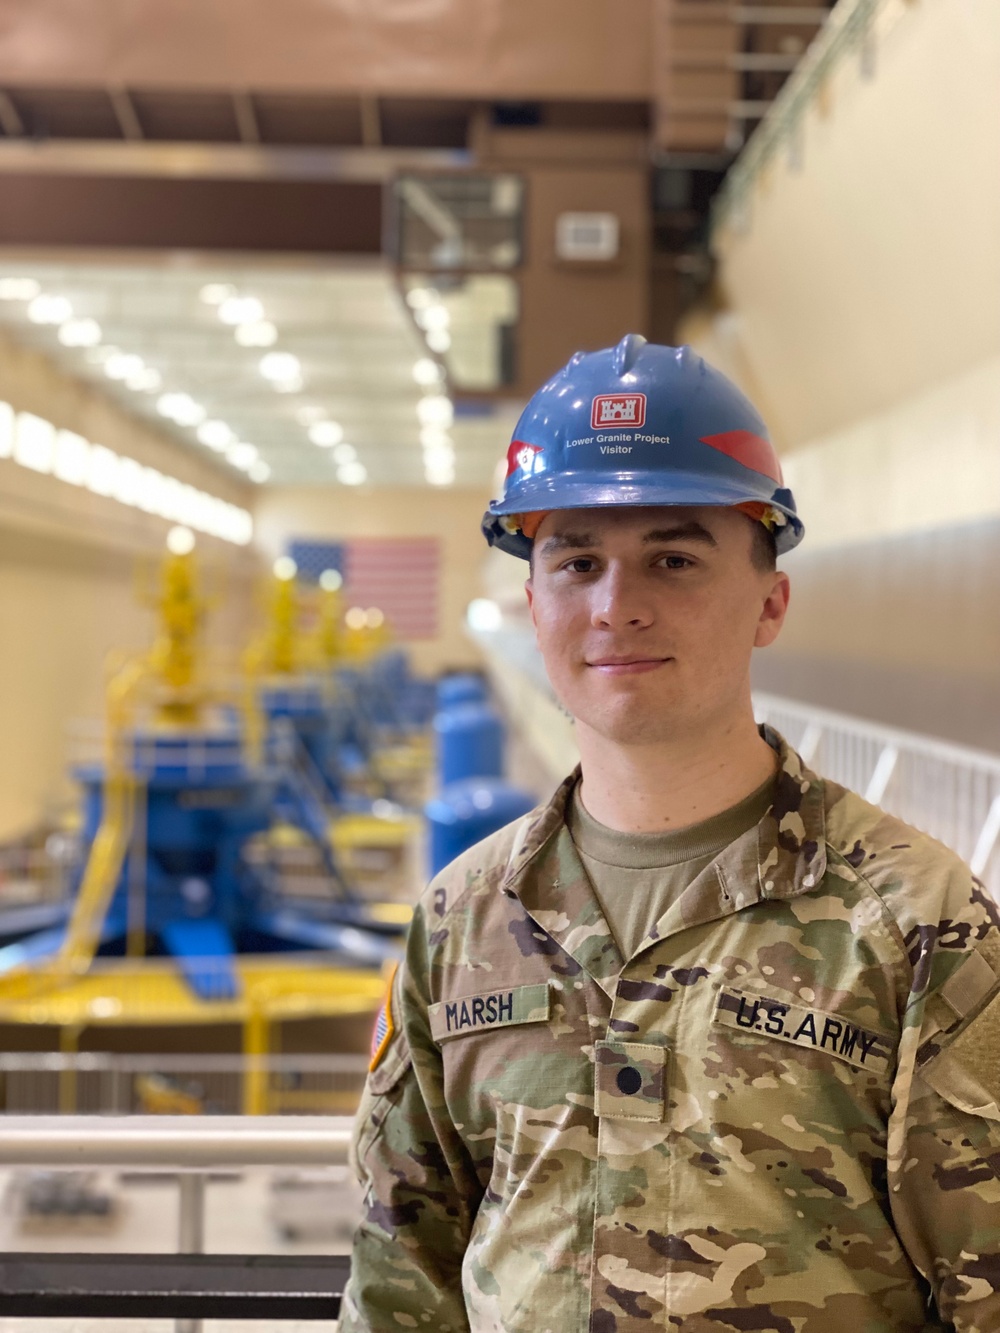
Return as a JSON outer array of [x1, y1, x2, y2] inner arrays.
[[288, 537, 440, 639]]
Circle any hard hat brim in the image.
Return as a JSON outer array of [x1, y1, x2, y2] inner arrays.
[[483, 471, 804, 559]]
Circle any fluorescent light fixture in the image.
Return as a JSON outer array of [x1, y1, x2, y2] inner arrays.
[[197, 420, 235, 450], [235, 320, 277, 347], [319, 569, 342, 592], [127, 366, 162, 392], [225, 441, 258, 470], [0, 401, 13, 458], [27, 294, 73, 325], [412, 357, 442, 387], [218, 295, 264, 326], [417, 395, 454, 428], [308, 420, 344, 447], [14, 413, 56, 473], [417, 304, 450, 332], [273, 556, 297, 581], [157, 393, 206, 427], [419, 426, 451, 450], [405, 287, 438, 310], [337, 462, 367, 486], [113, 456, 145, 507], [426, 327, 451, 354], [199, 283, 236, 305], [58, 318, 102, 348], [86, 444, 120, 497], [467, 598, 502, 632], [332, 443, 357, 465], [249, 460, 271, 483], [53, 430, 91, 485], [167, 525, 196, 555], [259, 351, 301, 382], [426, 470, 455, 487], [423, 444, 455, 469], [104, 352, 145, 381], [0, 277, 40, 301]]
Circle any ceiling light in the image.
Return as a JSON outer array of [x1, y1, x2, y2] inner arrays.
[[405, 287, 438, 310], [249, 460, 271, 484], [412, 358, 442, 387], [273, 556, 297, 581], [27, 294, 73, 325], [235, 320, 277, 347], [259, 351, 301, 382], [417, 395, 454, 428], [416, 304, 450, 332], [419, 426, 451, 450], [53, 430, 91, 485], [14, 413, 56, 473], [425, 466, 455, 487], [426, 328, 451, 354], [0, 277, 40, 301], [157, 392, 206, 427], [127, 367, 162, 392], [85, 443, 119, 497], [167, 525, 196, 555], [319, 569, 343, 592], [337, 462, 367, 486], [467, 598, 502, 632], [308, 421, 344, 447], [295, 405, 327, 426], [423, 444, 455, 469], [58, 318, 102, 348], [197, 420, 234, 450], [104, 352, 145, 381], [200, 283, 236, 305], [217, 295, 264, 325], [332, 443, 357, 465], [226, 442, 259, 470]]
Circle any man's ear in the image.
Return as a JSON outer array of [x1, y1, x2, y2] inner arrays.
[[525, 576, 535, 626], [754, 570, 790, 649]]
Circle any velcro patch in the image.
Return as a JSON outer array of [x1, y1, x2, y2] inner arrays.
[[713, 986, 892, 1075], [429, 983, 550, 1043], [369, 962, 398, 1073]]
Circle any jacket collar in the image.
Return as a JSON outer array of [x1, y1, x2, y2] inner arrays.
[[501, 726, 828, 997]]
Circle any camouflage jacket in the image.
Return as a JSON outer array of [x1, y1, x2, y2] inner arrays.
[[342, 729, 1000, 1332]]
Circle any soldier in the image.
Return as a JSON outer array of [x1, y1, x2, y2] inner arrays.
[[341, 335, 1000, 1332]]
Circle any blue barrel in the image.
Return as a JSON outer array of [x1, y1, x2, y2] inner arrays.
[[435, 702, 504, 784], [436, 673, 488, 709], [425, 779, 537, 876]]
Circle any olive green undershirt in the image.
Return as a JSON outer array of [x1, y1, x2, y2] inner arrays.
[[567, 775, 775, 961]]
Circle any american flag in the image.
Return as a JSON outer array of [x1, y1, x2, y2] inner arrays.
[[288, 537, 440, 639]]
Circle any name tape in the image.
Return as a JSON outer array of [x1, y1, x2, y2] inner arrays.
[[714, 987, 892, 1075], [429, 983, 550, 1043]]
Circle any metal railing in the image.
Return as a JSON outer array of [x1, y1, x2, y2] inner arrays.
[[755, 693, 1000, 893], [0, 1050, 371, 1118], [0, 1114, 353, 1325], [712, 0, 902, 232]]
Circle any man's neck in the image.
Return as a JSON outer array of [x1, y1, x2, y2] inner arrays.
[[575, 711, 778, 834]]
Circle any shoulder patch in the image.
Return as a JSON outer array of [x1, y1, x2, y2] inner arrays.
[[369, 962, 398, 1072]]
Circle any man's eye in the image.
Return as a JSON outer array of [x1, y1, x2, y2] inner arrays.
[[657, 554, 693, 570], [563, 557, 596, 573]]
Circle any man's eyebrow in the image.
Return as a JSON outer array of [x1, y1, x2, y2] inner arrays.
[[537, 532, 599, 556], [642, 523, 717, 547]]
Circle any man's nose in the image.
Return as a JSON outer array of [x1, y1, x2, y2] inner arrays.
[[590, 567, 653, 630]]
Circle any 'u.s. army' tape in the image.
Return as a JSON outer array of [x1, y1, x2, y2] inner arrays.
[[714, 986, 892, 1075]]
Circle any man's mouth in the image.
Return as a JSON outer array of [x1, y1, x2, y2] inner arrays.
[[586, 655, 672, 676]]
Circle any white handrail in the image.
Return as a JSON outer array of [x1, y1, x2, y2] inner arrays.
[[0, 1114, 353, 1168]]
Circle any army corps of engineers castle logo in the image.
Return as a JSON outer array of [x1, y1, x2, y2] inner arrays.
[[591, 393, 647, 431]]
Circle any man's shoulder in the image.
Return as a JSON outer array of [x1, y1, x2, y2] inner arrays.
[[416, 797, 548, 926], [820, 775, 980, 916]]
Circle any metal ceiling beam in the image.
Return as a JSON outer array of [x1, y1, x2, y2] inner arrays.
[[0, 139, 470, 181]]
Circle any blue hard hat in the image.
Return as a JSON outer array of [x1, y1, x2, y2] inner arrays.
[[482, 334, 803, 558]]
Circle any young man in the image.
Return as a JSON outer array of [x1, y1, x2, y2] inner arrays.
[[342, 336, 1000, 1332]]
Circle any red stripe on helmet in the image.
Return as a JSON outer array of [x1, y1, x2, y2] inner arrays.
[[698, 430, 782, 485]]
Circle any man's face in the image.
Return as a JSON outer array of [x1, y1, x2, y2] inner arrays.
[[525, 505, 790, 748]]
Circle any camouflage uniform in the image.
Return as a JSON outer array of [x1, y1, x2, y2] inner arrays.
[[342, 729, 1000, 1332]]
